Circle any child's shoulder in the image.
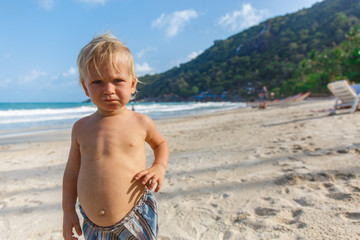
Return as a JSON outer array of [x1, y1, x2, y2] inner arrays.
[[127, 110, 158, 131], [72, 113, 95, 131], [130, 110, 154, 125], [76, 113, 94, 124]]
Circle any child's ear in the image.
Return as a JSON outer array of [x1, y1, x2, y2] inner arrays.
[[131, 76, 137, 94], [81, 81, 90, 97]]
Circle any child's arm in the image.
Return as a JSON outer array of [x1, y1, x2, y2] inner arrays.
[[62, 125, 82, 240], [134, 117, 169, 192]]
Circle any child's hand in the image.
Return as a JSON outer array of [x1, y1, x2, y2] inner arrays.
[[63, 211, 82, 240], [134, 164, 166, 192]]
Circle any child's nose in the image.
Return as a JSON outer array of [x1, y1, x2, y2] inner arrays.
[[104, 83, 115, 94]]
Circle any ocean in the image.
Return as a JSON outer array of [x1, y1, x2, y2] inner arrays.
[[0, 101, 246, 137]]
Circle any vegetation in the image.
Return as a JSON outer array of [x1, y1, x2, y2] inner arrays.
[[285, 26, 360, 96], [137, 0, 360, 101]]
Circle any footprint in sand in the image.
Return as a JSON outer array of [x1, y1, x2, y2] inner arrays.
[[222, 229, 244, 240], [322, 177, 354, 201], [275, 157, 307, 173], [334, 172, 356, 181], [254, 207, 279, 217], [291, 209, 307, 229], [327, 192, 352, 201], [349, 185, 360, 193], [292, 209, 303, 218], [293, 197, 314, 207], [232, 211, 250, 224], [342, 212, 360, 221], [277, 207, 307, 229]]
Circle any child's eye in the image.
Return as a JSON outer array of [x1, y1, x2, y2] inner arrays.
[[114, 79, 124, 83], [91, 80, 103, 84]]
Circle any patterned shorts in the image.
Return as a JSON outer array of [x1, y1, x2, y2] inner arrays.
[[80, 189, 158, 240]]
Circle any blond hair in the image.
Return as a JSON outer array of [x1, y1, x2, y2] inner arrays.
[[77, 32, 137, 86]]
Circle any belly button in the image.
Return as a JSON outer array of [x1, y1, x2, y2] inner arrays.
[[98, 209, 106, 216]]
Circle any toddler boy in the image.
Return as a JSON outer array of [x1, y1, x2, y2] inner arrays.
[[62, 33, 169, 240]]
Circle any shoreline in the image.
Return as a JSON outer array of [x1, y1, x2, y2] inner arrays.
[[0, 101, 247, 140], [0, 101, 247, 146], [1, 98, 359, 239]]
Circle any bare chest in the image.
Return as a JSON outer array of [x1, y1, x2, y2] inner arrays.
[[78, 124, 146, 158]]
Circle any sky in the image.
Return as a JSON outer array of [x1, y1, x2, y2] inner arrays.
[[0, 0, 323, 102]]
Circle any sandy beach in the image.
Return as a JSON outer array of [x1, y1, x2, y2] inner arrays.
[[0, 98, 359, 240]]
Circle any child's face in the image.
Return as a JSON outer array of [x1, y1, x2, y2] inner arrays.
[[82, 57, 136, 114]]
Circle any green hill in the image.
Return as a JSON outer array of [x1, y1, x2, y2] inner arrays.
[[137, 0, 360, 101]]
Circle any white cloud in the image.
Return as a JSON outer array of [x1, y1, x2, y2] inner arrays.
[[62, 66, 77, 77], [37, 0, 55, 10], [77, 0, 106, 5], [23, 70, 46, 83], [169, 50, 203, 69], [137, 47, 157, 59], [135, 62, 153, 76], [152, 14, 166, 28], [152, 9, 198, 38], [188, 50, 203, 60], [218, 4, 268, 31]]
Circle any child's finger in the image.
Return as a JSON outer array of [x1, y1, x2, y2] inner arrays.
[[149, 176, 159, 190], [74, 222, 82, 236], [155, 179, 162, 192], [134, 170, 148, 180], [142, 172, 154, 184]]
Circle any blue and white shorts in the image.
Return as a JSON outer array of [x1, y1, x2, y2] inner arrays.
[[80, 189, 158, 240]]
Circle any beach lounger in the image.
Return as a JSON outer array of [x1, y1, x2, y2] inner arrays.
[[327, 80, 360, 114]]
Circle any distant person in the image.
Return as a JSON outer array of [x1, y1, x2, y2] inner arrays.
[[62, 33, 169, 240], [131, 102, 135, 111], [262, 86, 268, 100]]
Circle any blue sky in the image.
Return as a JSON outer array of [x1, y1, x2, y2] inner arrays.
[[0, 0, 323, 102]]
